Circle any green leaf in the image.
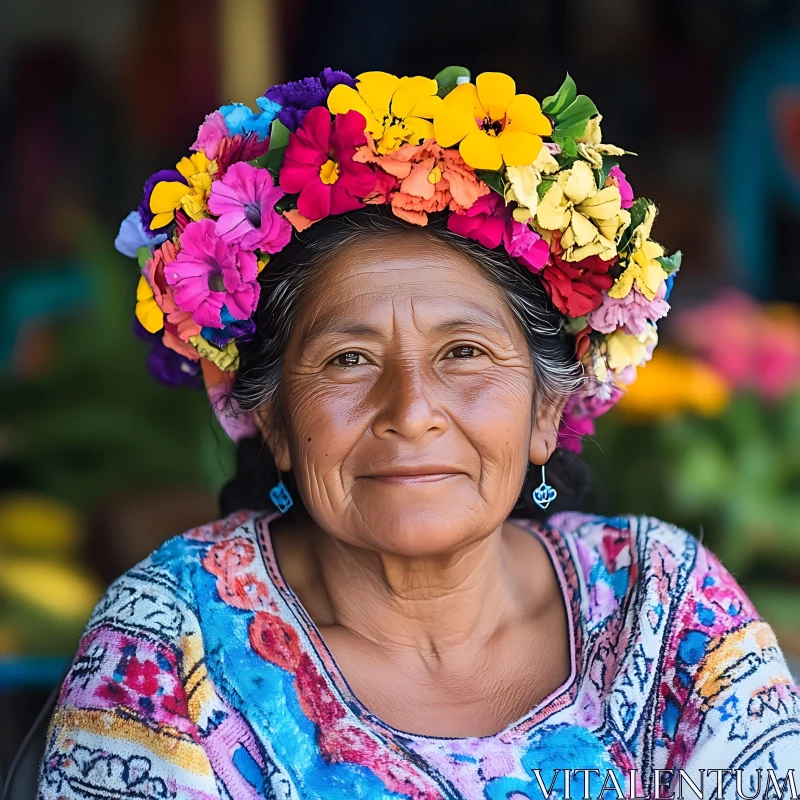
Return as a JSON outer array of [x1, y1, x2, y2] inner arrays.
[[617, 197, 651, 253], [475, 169, 506, 195], [562, 315, 588, 334], [542, 74, 577, 117], [656, 250, 683, 275], [257, 146, 287, 182], [274, 193, 296, 215], [434, 66, 471, 98], [537, 179, 555, 201], [553, 133, 578, 158], [556, 95, 599, 130], [136, 246, 151, 270], [268, 119, 291, 151], [595, 157, 620, 190]]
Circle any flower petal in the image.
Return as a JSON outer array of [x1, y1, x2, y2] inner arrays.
[[327, 84, 380, 137], [505, 94, 553, 136], [353, 71, 399, 120], [459, 129, 503, 171], [559, 160, 595, 204], [403, 116, 434, 146], [433, 105, 476, 148], [476, 72, 515, 120], [497, 131, 543, 167], [442, 82, 484, 119], [391, 76, 437, 118]]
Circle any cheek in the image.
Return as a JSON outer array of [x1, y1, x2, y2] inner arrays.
[[453, 370, 534, 459], [283, 379, 373, 471]]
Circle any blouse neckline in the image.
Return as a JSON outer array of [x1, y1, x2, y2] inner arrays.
[[253, 510, 584, 745]]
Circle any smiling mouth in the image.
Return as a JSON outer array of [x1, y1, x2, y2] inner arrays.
[[362, 473, 463, 484]]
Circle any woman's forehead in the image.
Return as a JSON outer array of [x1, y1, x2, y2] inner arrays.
[[297, 235, 521, 339]]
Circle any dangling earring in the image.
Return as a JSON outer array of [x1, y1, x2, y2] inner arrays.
[[532, 463, 557, 510], [269, 473, 293, 513]]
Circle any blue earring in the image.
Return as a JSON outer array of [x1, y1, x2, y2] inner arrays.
[[532, 464, 557, 510], [269, 477, 293, 513]]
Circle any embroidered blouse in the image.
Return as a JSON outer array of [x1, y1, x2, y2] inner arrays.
[[38, 510, 800, 800]]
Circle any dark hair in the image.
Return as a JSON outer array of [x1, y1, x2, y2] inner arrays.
[[219, 206, 592, 522]]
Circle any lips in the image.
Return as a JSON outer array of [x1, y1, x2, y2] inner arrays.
[[361, 466, 464, 484]]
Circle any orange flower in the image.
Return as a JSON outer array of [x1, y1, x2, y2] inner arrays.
[[354, 139, 489, 225]]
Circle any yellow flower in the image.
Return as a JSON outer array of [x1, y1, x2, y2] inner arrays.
[[433, 72, 552, 170], [535, 160, 629, 261], [575, 115, 627, 169], [328, 72, 442, 154], [617, 350, 730, 419], [189, 335, 240, 371], [608, 203, 668, 301], [504, 146, 560, 222], [606, 325, 658, 373], [149, 152, 217, 230], [135, 274, 164, 334]]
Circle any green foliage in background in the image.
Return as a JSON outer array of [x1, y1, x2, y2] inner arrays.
[[1, 221, 235, 510]]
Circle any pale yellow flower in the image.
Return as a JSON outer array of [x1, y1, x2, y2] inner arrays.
[[608, 204, 668, 301], [606, 325, 658, 373], [576, 115, 628, 169], [504, 147, 560, 222], [535, 160, 630, 261]]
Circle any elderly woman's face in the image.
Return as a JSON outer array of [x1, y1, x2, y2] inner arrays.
[[264, 233, 562, 556]]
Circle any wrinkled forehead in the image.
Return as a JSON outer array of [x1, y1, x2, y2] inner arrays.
[[292, 234, 525, 345]]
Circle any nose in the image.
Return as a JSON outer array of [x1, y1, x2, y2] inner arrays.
[[370, 361, 449, 441]]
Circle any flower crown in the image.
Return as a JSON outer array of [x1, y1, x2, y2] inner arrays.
[[115, 66, 681, 453]]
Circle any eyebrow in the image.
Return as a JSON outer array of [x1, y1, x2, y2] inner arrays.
[[301, 309, 512, 347]]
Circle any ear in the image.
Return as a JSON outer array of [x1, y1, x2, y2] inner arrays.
[[254, 400, 292, 473], [529, 393, 568, 465]]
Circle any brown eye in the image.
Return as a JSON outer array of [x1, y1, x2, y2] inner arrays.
[[331, 351, 366, 367], [446, 345, 481, 359]]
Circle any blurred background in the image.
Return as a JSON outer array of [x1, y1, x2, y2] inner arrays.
[[1, 0, 799, 784]]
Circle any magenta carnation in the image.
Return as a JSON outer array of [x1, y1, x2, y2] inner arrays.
[[503, 219, 549, 273], [165, 218, 260, 329], [587, 280, 670, 335], [448, 194, 549, 272], [208, 162, 292, 252], [279, 107, 376, 220]]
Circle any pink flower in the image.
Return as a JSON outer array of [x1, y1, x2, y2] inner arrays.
[[503, 219, 549, 273], [165, 218, 260, 329], [448, 193, 508, 248], [279, 107, 376, 220], [558, 388, 624, 453], [607, 166, 634, 209], [587, 280, 670, 335], [208, 162, 292, 252], [192, 110, 229, 160], [448, 194, 549, 272]]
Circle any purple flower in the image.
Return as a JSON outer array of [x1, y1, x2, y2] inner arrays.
[[131, 318, 202, 388], [115, 211, 168, 258], [265, 68, 355, 131], [138, 169, 185, 231], [207, 161, 292, 251], [201, 307, 256, 347]]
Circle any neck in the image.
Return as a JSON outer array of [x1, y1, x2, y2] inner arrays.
[[308, 520, 535, 663]]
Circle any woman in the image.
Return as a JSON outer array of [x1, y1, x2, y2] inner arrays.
[[39, 68, 800, 799]]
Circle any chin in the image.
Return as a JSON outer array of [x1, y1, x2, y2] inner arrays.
[[350, 481, 486, 556]]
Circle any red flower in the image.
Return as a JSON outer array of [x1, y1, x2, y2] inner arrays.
[[279, 107, 376, 220], [124, 658, 160, 695], [216, 133, 271, 177], [249, 611, 301, 672], [541, 233, 615, 317]]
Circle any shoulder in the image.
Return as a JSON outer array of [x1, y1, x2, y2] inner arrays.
[[85, 508, 260, 637]]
